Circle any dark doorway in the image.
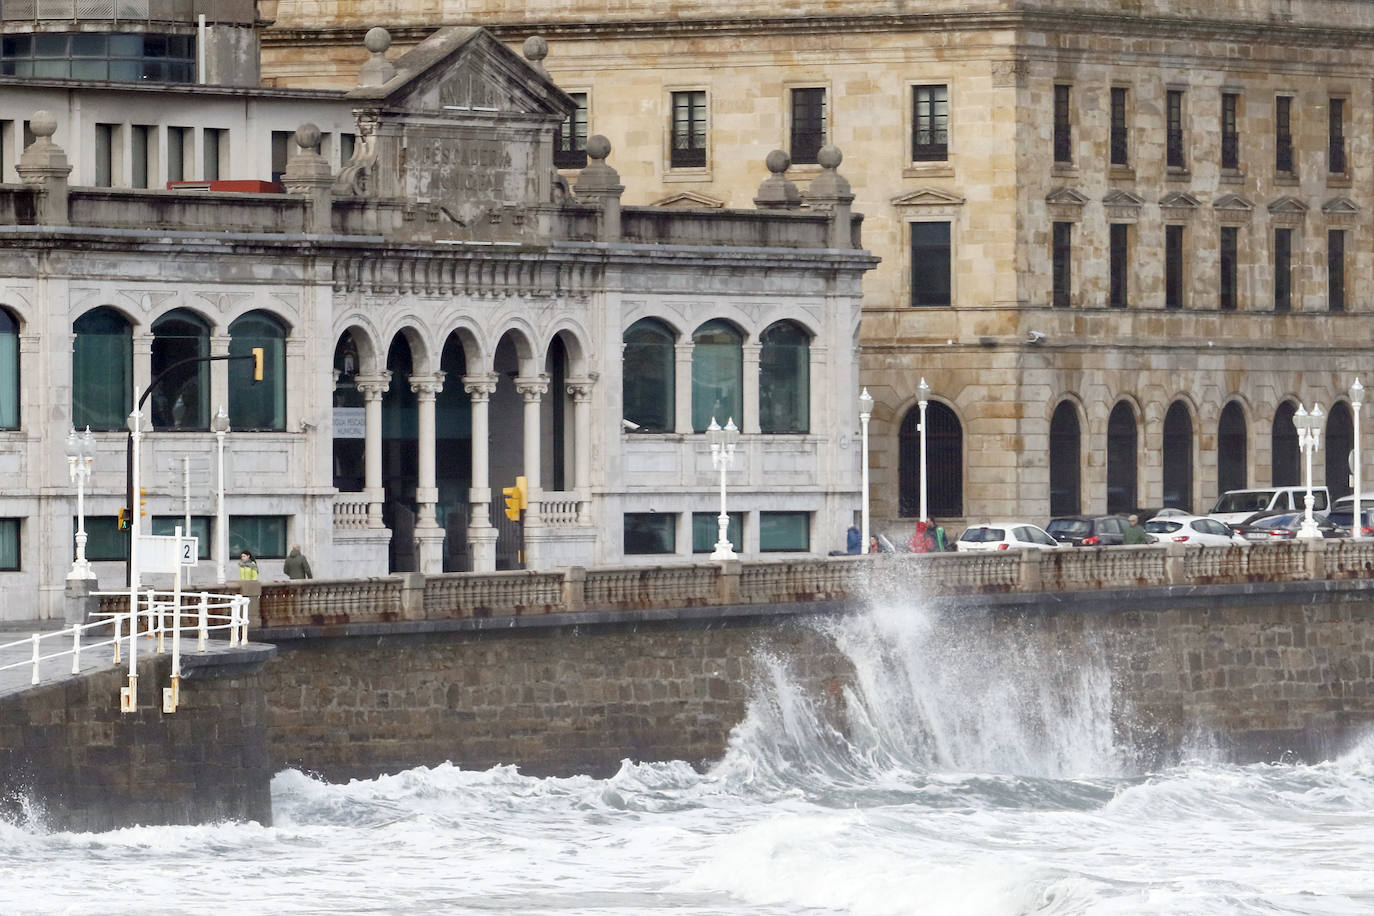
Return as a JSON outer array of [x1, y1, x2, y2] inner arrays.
[[438, 335, 472, 571], [1162, 401, 1193, 512], [1217, 402, 1247, 495], [1272, 401, 1299, 486], [383, 335, 418, 572], [332, 331, 365, 493], [1325, 401, 1354, 501], [1049, 401, 1081, 517], [898, 401, 962, 517], [1106, 402, 1137, 514]]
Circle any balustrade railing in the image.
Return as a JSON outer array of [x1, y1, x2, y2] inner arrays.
[[333, 499, 372, 530], [536, 495, 580, 528]]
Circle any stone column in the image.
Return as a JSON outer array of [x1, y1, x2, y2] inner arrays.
[[409, 371, 445, 573], [14, 111, 71, 226], [566, 377, 596, 524], [516, 375, 550, 557], [281, 123, 335, 234], [209, 333, 231, 419], [674, 342, 695, 433], [463, 374, 498, 572], [355, 372, 391, 529], [803, 145, 856, 250], [741, 342, 762, 435], [132, 333, 153, 410], [573, 136, 624, 241]]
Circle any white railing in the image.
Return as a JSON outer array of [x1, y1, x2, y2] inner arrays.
[[0, 589, 250, 712], [333, 499, 372, 530]]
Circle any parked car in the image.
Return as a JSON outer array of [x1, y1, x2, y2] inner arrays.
[[955, 522, 1063, 552], [1232, 511, 1345, 541], [1144, 515, 1248, 546], [1045, 515, 1129, 547], [1323, 505, 1374, 537], [1210, 487, 1331, 525]]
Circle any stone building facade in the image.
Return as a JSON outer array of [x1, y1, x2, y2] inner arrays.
[[261, 0, 1374, 534], [0, 26, 873, 620]]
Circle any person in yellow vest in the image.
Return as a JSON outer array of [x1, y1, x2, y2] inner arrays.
[[237, 550, 259, 581]]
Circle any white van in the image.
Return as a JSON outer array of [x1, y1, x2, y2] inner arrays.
[[1210, 487, 1331, 525]]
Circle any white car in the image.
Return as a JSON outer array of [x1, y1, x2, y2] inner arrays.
[[955, 522, 1063, 552], [1143, 514, 1247, 546]]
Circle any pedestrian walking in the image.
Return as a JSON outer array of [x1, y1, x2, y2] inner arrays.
[[283, 544, 313, 579], [1123, 514, 1149, 545], [237, 550, 259, 580]]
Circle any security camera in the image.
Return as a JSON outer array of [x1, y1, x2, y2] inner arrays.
[[1027, 330, 1047, 344]]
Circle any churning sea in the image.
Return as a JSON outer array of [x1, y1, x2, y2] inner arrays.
[[3, 593, 1373, 916]]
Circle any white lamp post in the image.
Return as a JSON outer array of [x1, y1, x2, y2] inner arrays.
[[1293, 402, 1325, 540], [65, 426, 96, 581], [707, 416, 740, 560], [1352, 379, 1364, 539], [213, 405, 230, 583], [917, 377, 931, 523], [858, 388, 873, 554]]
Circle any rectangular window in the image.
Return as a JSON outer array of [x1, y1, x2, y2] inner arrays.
[[1221, 93, 1240, 170], [910, 221, 951, 307], [131, 124, 151, 189], [1274, 227, 1293, 311], [1329, 98, 1346, 174], [151, 515, 213, 560], [95, 122, 116, 187], [1053, 84, 1072, 163], [1220, 226, 1239, 311], [1166, 89, 1185, 168], [789, 87, 826, 165], [0, 120, 9, 180], [1109, 223, 1129, 307], [270, 129, 292, 184], [85, 517, 128, 562], [670, 90, 707, 169], [1165, 225, 1185, 309], [167, 125, 191, 183], [912, 85, 949, 162], [228, 515, 287, 559], [339, 132, 356, 166], [624, 513, 676, 555], [1110, 87, 1129, 166], [555, 91, 589, 169], [203, 127, 227, 181], [692, 512, 742, 553], [1051, 221, 1072, 308], [759, 511, 810, 552], [1329, 229, 1346, 312], [1275, 96, 1293, 173], [0, 519, 18, 570]]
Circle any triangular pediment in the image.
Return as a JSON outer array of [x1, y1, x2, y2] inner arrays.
[[1045, 187, 1088, 206], [1159, 191, 1200, 209], [890, 187, 965, 207], [348, 27, 573, 119], [1268, 196, 1309, 214], [1213, 193, 1253, 212], [1102, 190, 1144, 208], [1323, 196, 1360, 214], [651, 191, 726, 209]]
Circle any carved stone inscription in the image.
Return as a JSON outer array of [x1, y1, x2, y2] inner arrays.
[[408, 136, 518, 204]]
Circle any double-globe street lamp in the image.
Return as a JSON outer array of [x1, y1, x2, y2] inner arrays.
[[917, 377, 930, 524], [707, 416, 740, 560], [1353, 379, 1364, 540], [65, 426, 97, 581], [858, 388, 873, 553], [213, 406, 230, 583], [1293, 402, 1325, 540]]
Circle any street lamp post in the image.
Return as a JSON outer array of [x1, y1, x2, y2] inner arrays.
[[1293, 402, 1325, 540], [213, 406, 230, 583], [858, 388, 873, 553], [65, 426, 96, 581], [707, 416, 740, 560], [917, 378, 931, 523], [1351, 380, 1364, 540]]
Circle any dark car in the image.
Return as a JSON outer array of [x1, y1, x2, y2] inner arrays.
[[1045, 515, 1129, 547], [1325, 506, 1374, 538], [1232, 511, 1345, 542]]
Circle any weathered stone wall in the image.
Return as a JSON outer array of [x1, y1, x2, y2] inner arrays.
[[0, 647, 277, 831]]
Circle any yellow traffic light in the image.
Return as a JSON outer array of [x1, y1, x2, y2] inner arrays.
[[117, 508, 130, 530], [501, 476, 529, 521], [251, 347, 264, 382], [138, 487, 147, 518]]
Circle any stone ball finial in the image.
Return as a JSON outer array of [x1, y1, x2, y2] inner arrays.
[[817, 145, 843, 170], [29, 111, 57, 139], [523, 36, 548, 63], [364, 27, 392, 54], [586, 134, 612, 161], [295, 123, 322, 152], [765, 149, 791, 176]]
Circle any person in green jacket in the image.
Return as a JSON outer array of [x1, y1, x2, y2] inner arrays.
[[1123, 514, 1149, 545], [283, 544, 313, 579]]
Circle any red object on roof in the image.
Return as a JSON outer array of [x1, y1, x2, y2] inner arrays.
[[166, 180, 284, 193]]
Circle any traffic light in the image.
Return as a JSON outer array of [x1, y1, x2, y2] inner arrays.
[[251, 347, 264, 382], [138, 487, 147, 520], [117, 508, 130, 530], [501, 476, 528, 521]]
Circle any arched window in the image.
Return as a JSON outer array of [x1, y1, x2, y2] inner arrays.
[[229, 311, 287, 430], [1272, 401, 1299, 486], [151, 309, 209, 430], [73, 307, 132, 431], [1106, 401, 1137, 514], [1049, 400, 1081, 517], [623, 319, 675, 433], [759, 321, 810, 433], [1218, 402, 1247, 495], [0, 308, 18, 429], [1325, 401, 1354, 501], [691, 319, 742, 433], [1162, 401, 1193, 511], [898, 401, 962, 517]]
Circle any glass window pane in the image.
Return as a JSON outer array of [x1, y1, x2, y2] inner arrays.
[[759, 321, 809, 433], [623, 319, 675, 432], [691, 320, 742, 433], [911, 221, 951, 307], [623, 513, 675, 555], [0, 519, 18, 570], [228, 515, 288, 559], [229, 311, 287, 430], [0, 309, 17, 428], [73, 308, 132, 431], [151, 309, 210, 430], [760, 511, 809, 552], [85, 517, 129, 562], [692, 512, 742, 553], [151, 516, 212, 559]]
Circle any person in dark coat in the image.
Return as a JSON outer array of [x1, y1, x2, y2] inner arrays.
[[846, 525, 862, 554], [1123, 514, 1149, 545], [283, 544, 313, 579]]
